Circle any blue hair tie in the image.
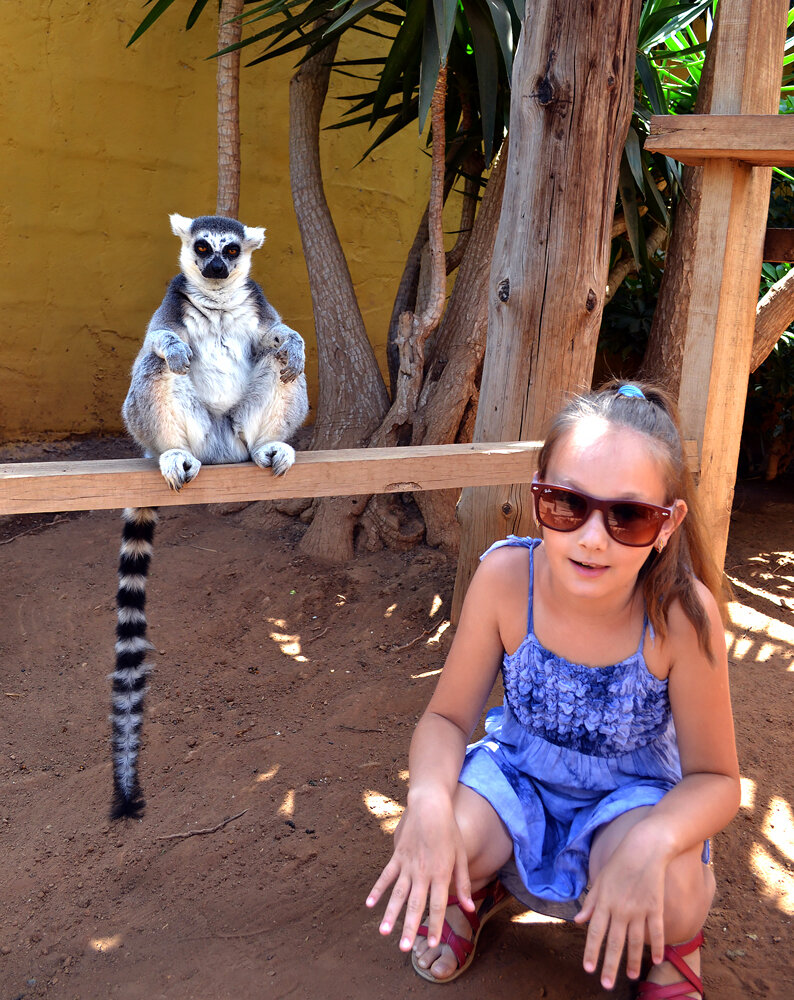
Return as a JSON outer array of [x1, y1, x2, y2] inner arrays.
[[616, 384, 646, 400]]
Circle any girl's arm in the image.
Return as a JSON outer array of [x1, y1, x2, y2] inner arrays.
[[365, 548, 518, 952], [576, 582, 741, 987]]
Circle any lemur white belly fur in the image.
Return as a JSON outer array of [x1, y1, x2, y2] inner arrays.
[[110, 213, 308, 820]]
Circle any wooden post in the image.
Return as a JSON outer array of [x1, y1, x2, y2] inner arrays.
[[452, 0, 641, 620], [661, 0, 788, 572]]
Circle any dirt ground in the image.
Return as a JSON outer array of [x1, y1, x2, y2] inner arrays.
[[0, 437, 792, 1000]]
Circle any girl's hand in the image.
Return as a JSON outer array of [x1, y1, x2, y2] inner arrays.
[[365, 795, 474, 953], [574, 840, 666, 990]]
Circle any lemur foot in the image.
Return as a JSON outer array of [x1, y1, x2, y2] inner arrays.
[[159, 449, 201, 491], [251, 442, 295, 477]]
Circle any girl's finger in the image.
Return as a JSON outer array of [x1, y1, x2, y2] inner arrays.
[[378, 872, 413, 936], [399, 879, 432, 951], [424, 875, 452, 949], [574, 893, 595, 924], [599, 920, 627, 991], [647, 909, 666, 966], [581, 907, 608, 975], [624, 918, 646, 980], [365, 857, 400, 908], [452, 846, 473, 914]]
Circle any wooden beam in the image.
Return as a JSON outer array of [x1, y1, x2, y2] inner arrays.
[[764, 228, 794, 262], [645, 114, 794, 166], [0, 443, 542, 516], [674, 0, 789, 572]]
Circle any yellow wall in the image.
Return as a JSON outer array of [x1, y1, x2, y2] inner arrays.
[[1, 2, 432, 439]]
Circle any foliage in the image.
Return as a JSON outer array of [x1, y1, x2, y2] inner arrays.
[[744, 323, 794, 479], [128, 0, 794, 476], [128, 0, 519, 172]]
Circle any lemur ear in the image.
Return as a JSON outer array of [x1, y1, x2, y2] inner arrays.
[[170, 214, 194, 242], [242, 226, 266, 250]]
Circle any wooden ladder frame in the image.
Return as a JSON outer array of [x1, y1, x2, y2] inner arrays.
[[644, 0, 792, 573]]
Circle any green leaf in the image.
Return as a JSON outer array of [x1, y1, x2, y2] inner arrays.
[[127, 0, 180, 47], [642, 159, 670, 229], [636, 52, 668, 116], [371, 0, 425, 119], [462, 0, 499, 165], [624, 126, 644, 190], [186, 0, 213, 31], [432, 0, 457, 64], [618, 152, 647, 277], [481, 0, 514, 75], [328, 0, 389, 35], [638, 1, 711, 52], [418, 5, 440, 132]]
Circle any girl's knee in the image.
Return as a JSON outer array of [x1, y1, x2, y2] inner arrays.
[[663, 849, 714, 939], [453, 785, 513, 877]]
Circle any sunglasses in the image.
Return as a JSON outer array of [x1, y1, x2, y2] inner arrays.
[[530, 482, 674, 548]]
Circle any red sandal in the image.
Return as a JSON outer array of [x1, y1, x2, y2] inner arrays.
[[411, 879, 510, 983], [636, 930, 704, 999]]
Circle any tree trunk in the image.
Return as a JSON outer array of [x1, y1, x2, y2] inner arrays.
[[216, 0, 244, 218], [288, 32, 391, 562], [638, 7, 719, 389], [453, 0, 641, 619], [752, 267, 794, 372], [411, 144, 508, 551], [370, 66, 449, 450], [359, 68, 451, 553]]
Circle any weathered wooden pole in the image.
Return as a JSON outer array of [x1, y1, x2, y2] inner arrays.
[[452, 0, 641, 619], [651, 0, 788, 573]]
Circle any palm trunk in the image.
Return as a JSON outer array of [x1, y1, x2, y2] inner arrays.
[[411, 144, 508, 551], [288, 30, 390, 562], [216, 0, 244, 217]]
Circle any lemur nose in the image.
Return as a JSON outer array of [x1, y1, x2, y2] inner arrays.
[[204, 257, 229, 279]]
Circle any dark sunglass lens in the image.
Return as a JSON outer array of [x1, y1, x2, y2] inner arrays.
[[539, 488, 588, 531], [607, 502, 660, 546]]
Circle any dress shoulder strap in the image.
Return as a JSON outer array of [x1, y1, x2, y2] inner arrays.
[[479, 535, 539, 636], [637, 612, 656, 656]]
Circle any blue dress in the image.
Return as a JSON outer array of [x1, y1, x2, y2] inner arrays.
[[458, 536, 685, 918]]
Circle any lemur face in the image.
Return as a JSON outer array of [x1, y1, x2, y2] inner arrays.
[[169, 214, 266, 286]]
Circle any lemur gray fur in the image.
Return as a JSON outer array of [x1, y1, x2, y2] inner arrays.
[[111, 213, 309, 820]]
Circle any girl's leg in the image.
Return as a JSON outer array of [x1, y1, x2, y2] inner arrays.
[[413, 783, 514, 980], [589, 806, 714, 996]]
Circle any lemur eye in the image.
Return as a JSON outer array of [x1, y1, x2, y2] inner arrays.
[[194, 241, 210, 256], [223, 244, 240, 259]]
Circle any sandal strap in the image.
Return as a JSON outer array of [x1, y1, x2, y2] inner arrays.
[[636, 982, 702, 999], [415, 880, 507, 972], [416, 918, 473, 969], [446, 882, 500, 936], [637, 930, 704, 999], [664, 930, 704, 994]]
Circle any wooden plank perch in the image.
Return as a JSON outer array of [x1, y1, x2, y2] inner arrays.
[[0, 442, 543, 516], [645, 114, 794, 166]]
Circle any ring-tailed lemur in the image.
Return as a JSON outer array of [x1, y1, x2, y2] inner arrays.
[[111, 213, 309, 820]]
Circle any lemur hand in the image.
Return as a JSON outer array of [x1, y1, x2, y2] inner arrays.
[[275, 330, 305, 383], [162, 335, 192, 375]]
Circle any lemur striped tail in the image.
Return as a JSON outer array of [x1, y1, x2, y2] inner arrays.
[[110, 507, 158, 820]]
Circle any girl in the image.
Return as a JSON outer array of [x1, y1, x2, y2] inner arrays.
[[366, 382, 740, 998]]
